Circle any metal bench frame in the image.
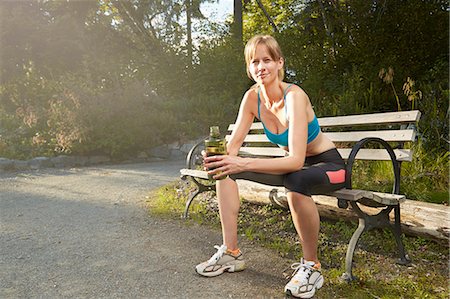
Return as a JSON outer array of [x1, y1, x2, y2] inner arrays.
[[180, 110, 420, 281]]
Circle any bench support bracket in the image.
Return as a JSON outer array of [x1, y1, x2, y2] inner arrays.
[[340, 137, 411, 281], [340, 200, 411, 282], [182, 176, 216, 219]]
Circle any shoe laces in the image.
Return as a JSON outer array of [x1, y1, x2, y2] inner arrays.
[[287, 258, 317, 283], [207, 245, 227, 264]]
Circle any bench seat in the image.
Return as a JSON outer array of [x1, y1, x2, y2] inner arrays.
[[180, 169, 405, 205]]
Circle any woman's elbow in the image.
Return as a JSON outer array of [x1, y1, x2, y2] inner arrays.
[[287, 158, 304, 172]]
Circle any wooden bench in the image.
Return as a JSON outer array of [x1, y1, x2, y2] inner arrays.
[[180, 110, 421, 281]]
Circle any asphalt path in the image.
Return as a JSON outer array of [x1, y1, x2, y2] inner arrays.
[[1, 160, 290, 298]]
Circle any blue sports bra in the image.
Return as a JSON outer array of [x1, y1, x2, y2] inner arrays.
[[257, 84, 321, 146]]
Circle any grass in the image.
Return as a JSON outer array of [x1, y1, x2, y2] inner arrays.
[[147, 180, 449, 299]]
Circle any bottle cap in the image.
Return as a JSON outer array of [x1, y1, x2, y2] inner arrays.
[[209, 126, 220, 137]]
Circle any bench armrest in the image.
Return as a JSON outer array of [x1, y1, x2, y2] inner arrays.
[[185, 139, 206, 169], [345, 137, 401, 194]]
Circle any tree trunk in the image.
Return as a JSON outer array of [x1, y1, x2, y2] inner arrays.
[[316, 0, 336, 59], [236, 180, 450, 243], [185, 0, 192, 68], [233, 0, 243, 43]]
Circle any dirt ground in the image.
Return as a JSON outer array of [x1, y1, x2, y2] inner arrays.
[[0, 160, 293, 298]]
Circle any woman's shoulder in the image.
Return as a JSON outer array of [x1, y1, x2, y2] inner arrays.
[[283, 82, 305, 94], [240, 86, 259, 113], [283, 82, 309, 101], [243, 85, 259, 101]]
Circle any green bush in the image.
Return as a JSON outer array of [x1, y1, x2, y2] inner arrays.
[[401, 140, 449, 203], [0, 64, 61, 159], [0, 67, 182, 159]]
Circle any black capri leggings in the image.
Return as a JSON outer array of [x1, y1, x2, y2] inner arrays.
[[229, 148, 346, 197]]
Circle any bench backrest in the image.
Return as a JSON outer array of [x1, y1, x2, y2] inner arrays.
[[227, 110, 421, 162]]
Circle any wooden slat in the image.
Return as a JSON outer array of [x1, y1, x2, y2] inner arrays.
[[318, 110, 421, 127], [227, 129, 416, 143], [330, 189, 405, 205], [371, 192, 405, 205], [226, 134, 268, 143], [337, 148, 412, 162], [324, 130, 416, 142], [330, 189, 370, 201], [180, 169, 209, 179], [238, 147, 286, 157], [237, 147, 412, 161], [228, 122, 263, 131], [228, 110, 421, 131]]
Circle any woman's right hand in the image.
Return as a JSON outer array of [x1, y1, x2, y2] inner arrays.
[[204, 154, 249, 179]]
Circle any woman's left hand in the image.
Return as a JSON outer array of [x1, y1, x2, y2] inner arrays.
[[204, 155, 247, 180]]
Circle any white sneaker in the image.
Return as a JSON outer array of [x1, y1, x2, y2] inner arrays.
[[284, 258, 324, 298], [195, 245, 246, 277]]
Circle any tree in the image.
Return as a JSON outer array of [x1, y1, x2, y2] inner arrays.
[[1, 0, 447, 158], [234, 0, 243, 42]]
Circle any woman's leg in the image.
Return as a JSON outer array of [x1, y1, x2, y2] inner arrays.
[[287, 191, 320, 263], [216, 177, 241, 250], [283, 157, 345, 263], [195, 177, 245, 277], [221, 172, 283, 250], [284, 191, 323, 298]]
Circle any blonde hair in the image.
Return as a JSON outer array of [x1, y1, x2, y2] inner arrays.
[[244, 35, 284, 81]]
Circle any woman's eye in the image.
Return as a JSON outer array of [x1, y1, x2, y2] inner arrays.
[[264, 58, 271, 63]]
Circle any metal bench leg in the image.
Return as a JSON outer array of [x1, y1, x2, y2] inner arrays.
[[342, 217, 366, 282], [391, 205, 411, 265], [182, 177, 215, 219], [183, 188, 201, 219]]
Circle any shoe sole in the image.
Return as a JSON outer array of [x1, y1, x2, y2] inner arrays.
[[284, 275, 324, 298], [196, 261, 246, 277]]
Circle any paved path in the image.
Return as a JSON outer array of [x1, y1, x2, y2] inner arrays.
[[1, 160, 289, 298]]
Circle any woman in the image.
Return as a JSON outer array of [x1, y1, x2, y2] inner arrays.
[[195, 35, 346, 299]]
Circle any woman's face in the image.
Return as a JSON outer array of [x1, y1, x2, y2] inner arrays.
[[248, 44, 283, 85]]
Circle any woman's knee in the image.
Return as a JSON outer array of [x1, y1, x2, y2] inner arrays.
[[287, 192, 319, 223], [287, 191, 310, 207], [216, 177, 239, 198]]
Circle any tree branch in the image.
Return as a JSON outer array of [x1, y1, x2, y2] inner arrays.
[[255, 0, 278, 32]]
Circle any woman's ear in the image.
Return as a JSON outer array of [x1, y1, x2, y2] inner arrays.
[[278, 57, 284, 70]]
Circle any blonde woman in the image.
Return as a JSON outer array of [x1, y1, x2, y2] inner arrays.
[[196, 35, 346, 299]]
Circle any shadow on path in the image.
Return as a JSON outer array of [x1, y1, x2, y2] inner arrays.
[[1, 160, 289, 298]]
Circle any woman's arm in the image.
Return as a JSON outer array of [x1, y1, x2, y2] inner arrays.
[[206, 88, 310, 177], [226, 89, 256, 156]]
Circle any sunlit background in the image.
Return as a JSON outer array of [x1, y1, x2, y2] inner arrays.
[[201, 0, 233, 23], [0, 0, 448, 203]]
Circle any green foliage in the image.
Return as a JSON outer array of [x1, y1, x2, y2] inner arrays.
[[0, 0, 447, 201], [69, 75, 180, 157], [0, 0, 192, 159], [176, 34, 250, 135], [0, 62, 182, 159], [351, 160, 395, 194], [0, 63, 64, 159], [401, 140, 449, 202]]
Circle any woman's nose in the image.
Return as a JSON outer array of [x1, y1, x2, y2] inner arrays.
[[257, 61, 264, 70]]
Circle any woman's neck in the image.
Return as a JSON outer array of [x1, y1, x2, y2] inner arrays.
[[259, 81, 284, 109]]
